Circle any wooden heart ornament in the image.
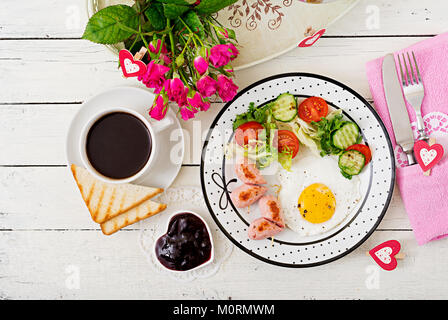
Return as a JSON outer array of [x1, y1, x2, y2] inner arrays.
[[413, 140, 444, 172], [119, 49, 147, 78], [369, 240, 401, 271], [298, 28, 326, 47]]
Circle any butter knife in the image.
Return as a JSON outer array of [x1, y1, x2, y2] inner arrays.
[[382, 53, 416, 165]]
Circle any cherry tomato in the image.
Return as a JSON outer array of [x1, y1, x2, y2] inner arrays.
[[346, 144, 372, 165], [298, 97, 329, 123], [277, 130, 300, 158], [234, 121, 264, 147]]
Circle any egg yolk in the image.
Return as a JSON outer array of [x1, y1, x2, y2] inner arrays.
[[298, 183, 336, 224]]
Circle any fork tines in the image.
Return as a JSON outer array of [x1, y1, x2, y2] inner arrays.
[[398, 51, 422, 86]]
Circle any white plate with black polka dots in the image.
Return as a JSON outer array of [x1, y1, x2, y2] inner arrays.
[[200, 73, 395, 268]]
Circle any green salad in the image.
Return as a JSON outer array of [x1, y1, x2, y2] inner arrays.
[[230, 93, 371, 179]]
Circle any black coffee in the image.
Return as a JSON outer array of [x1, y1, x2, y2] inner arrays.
[[86, 112, 152, 179]]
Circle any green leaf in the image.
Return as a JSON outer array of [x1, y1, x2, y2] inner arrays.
[[144, 2, 167, 31], [183, 10, 205, 39], [232, 102, 274, 131], [227, 28, 236, 40], [156, 0, 195, 5], [163, 4, 190, 19], [195, 0, 238, 14], [82, 5, 139, 44]]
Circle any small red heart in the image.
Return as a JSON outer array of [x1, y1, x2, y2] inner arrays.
[[119, 49, 147, 78], [298, 28, 326, 47], [369, 240, 401, 271], [413, 140, 444, 172]]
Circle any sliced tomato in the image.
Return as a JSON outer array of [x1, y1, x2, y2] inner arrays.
[[298, 97, 329, 123], [234, 121, 264, 147], [277, 130, 300, 158], [346, 144, 372, 165]]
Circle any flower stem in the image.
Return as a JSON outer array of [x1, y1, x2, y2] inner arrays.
[[167, 19, 176, 55], [178, 17, 203, 47]]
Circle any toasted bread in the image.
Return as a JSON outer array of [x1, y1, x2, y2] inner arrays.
[[71, 164, 163, 223], [100, 199, 167, 235]]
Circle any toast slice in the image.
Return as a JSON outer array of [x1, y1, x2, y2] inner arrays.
[[100, 199, 167, 235], [71, 164, 163, 223]]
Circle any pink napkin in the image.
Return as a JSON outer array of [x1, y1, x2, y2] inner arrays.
[[366, 33, 448, 245]]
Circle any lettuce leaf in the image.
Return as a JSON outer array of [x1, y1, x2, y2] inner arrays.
[[232, 102, 273, 130], [295, 127, 321, 156], [312, 112, 346, 156], [278, 150, 292, 171]]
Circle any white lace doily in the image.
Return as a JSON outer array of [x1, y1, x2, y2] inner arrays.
[[395, 111, 448, 167], [138, 186, 234, 282]]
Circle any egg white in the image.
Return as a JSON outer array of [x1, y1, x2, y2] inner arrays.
[[277, 150, 361, 236]]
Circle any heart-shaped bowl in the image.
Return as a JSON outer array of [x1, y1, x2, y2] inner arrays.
[[153, 210, 215, 273]]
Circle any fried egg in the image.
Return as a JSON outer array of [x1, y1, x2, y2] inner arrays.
[[277, 154, 361, 236]]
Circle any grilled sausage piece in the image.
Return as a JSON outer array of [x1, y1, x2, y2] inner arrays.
[[230, 184, 267, 208], [259, 195, 284, 228], [248, 217, 283, 240], [234, 157, 266, 185]]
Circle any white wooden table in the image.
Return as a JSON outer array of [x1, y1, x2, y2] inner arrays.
[[2, 0, 448, 300]]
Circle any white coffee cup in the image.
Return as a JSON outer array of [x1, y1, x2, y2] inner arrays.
[[79, 107, 172, 184]]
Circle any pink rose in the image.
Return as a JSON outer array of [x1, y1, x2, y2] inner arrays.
[[149, 39, 168, 54], [160, 53, 172, 65], [217, 75, 238, 102], [164, 78, 185, 102], [200, 99, 211, 112], [227, 43, 239, 61], [149, 95, 168, 120], [138, 61, 170, 93], [193, 56, 209, 75], [187, 91, 208, 111], [220, 29, 229, 39], [196, 75, 217, 97], [180, 106, 197, 121], [209, 44, 232, 68], [176, 86, 189, 107]]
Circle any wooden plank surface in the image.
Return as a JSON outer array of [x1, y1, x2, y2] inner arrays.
[[1, 0, 448, 38], [1, 230, 444, 299], [0, 37, 432, 104], [1, 0, 447, 300]]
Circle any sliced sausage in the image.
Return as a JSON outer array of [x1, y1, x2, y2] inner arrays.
[[248, 217, 283, 240], [234, 157, 266, 185], [259, 195, 284, 228], [230, 184, 267, 208]]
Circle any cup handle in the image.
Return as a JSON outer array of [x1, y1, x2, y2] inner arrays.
[[151, 117, 173, 133]]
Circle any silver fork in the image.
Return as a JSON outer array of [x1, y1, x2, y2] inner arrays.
[[397, 51, 429, 141]]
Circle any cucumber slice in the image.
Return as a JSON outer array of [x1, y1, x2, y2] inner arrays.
[[338, 150, 365, 176], [332, 122, 359, 150], [271, 93, 297, 122]]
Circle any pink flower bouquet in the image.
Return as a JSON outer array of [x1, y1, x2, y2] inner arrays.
[[83, 0, 240, 121]]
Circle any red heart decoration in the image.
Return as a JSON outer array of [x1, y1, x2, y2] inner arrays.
[[413, 140, 444, 172], [369, 240, 401, 271], [298, 28, 326, 47], [119, 49, 147, 78]]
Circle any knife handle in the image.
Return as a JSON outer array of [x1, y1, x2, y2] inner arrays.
[[405, 151, 416, 166]]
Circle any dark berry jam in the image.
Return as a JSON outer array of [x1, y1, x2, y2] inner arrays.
[[155, 213, 212, 271]]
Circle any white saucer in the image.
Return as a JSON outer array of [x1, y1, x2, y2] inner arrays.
[[65, 86, 184, 189]]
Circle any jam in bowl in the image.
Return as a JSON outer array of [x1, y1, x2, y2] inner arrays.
[[154, 211, 214, 272]]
